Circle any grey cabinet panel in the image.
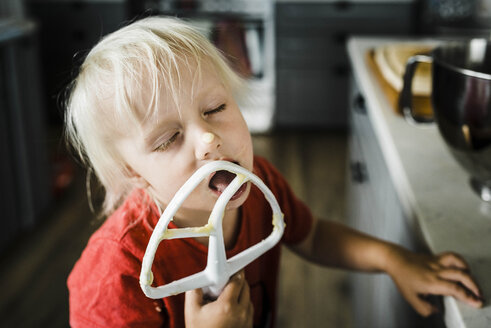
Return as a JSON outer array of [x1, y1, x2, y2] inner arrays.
[[276, 3, 414, 34], [275, 2, 415, 127], [27, 1, 128, 123], [0, 53, 19, 250], [276, 35, 346, 67], [276, 68, 348, 127], [0, 21, 51, 250], [278, 2, 408, 18]]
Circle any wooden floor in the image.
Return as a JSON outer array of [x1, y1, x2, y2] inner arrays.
[[0, 130, 352, 327]]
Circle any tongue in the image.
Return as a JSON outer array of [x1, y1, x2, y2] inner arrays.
[[209, 170, 236, 193]]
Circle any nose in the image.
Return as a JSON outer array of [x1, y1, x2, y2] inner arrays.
[[202, 132, 215, 144], [195, 131, 221, 160]]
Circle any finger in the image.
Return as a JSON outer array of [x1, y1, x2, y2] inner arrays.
[[438, 252, 470, 270], [185, 288, 204, 313], [438, 268, 482, 298], [238, 276, 251, 307], [246, 302, 254, 327], [431, 279, 483, 308], [218, 271, 245, 303], [406, 292, 439, 317]]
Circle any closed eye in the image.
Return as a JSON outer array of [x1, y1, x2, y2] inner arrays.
[[154, 132, 179, 152], [204, 104, 226, 116]]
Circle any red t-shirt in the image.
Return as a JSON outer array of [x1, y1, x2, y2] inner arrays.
[[67, 156, 313, 327]]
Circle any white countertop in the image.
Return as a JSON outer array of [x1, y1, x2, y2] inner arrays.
[[347, 37, 491, 328], [276, 0, 414, 3]]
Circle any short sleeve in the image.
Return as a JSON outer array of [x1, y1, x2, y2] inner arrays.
[[67, 238, 166, 328], [253, 156, 313, 245]]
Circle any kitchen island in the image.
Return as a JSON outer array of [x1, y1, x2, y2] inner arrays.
[[346, 37, 491, 328]]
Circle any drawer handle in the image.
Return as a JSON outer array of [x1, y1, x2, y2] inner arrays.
[[332, 64, 350, 77], [353, 93, 367, 114], [350, 161, 368, 183], [332, 32, 347, 45], [334, 1, 352, 11]]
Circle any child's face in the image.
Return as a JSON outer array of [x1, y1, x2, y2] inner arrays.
[[115, 62, 253, 219]]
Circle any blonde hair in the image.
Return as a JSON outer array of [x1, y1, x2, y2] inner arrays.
[[65, 16, 246, 216]]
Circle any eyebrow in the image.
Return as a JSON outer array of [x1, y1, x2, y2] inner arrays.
[[143, 122, 171, 148], [198, 83, 227, 99], [143, 130, 160, 146], [141, 106, 179, 147]]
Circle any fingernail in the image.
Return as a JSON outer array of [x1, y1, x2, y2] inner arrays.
[[472, 295, 484, 305]]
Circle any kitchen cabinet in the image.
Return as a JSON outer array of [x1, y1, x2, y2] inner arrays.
[[275, 1, 416, 128], [0, 19, 51, 251], [347, 37, 491, 328], [27, 0, 130, 125], [347, 77, 442, 328]]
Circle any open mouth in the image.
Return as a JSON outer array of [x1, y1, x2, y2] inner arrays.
[[208, 164, 248, 201]]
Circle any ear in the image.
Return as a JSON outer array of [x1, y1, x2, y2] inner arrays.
[[125, 166, 150, 189]]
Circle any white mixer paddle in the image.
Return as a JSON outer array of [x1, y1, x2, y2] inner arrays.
[[140, 160, 285, 299]]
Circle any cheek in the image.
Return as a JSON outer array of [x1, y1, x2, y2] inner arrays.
[[240, 133, 254, 162], [226, 112, 253, 152], [138, 156, 185, 198], [235, 124, 254, 165], [152, 172, 189, 205]]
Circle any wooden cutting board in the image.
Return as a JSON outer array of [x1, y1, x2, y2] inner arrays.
[[367, 44, 434, 117]]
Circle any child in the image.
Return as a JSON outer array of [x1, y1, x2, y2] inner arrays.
[[65, 17, 483, 328]]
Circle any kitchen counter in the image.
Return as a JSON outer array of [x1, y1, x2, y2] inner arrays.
[[347, 37, 491, 328], [276, 0, 414, 3]]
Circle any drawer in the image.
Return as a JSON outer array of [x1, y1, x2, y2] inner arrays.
[[276, 2, 414, 33], [348, 76, 431, 328], [349, 78, 422, 248], [351, 98, 390, 211], [276, 68, 348, 126], [347, 126, 380, 236], [276, 36, 347, 66]]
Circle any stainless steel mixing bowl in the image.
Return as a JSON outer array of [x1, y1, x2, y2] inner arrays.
[[400, 39, 491, 201]]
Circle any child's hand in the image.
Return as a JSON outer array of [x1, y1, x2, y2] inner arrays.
[[386, 247, 484, 317], [184, 271, 254, 328]]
